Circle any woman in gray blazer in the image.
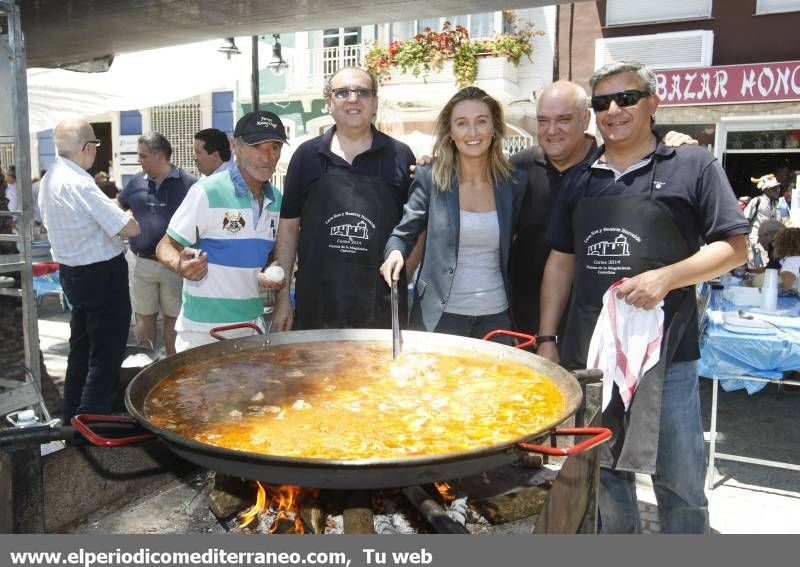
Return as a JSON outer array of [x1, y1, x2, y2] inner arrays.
[[380, 87, 526, 342]]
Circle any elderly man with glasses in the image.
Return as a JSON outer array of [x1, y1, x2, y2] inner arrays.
[[38, 118, 141, 424], [537, 61, 749, 533], [271, 66, 417, 331]]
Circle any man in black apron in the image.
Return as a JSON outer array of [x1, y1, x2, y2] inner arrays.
[[509, 81, 597, 342], [537, 61, 749, 533], [272, 67, 416, 331]]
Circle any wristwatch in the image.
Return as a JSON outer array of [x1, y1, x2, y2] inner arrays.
[[536, 335, 559, 344]]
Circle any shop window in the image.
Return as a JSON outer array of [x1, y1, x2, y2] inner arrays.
[[606, 0, 711, 26], [756, 0, 800, 14], [654, 123, 716, 152], [726, 130, 800, 151]]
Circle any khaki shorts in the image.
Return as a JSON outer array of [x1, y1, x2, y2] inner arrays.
[[128, 251, 182, 317]]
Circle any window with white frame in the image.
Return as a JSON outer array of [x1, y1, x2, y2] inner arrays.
[[606, 0, 712, 26], [756, 0, 800, 14], [388, 13, 501, 41]]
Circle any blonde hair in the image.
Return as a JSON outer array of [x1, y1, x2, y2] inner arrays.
[[431, 87, 512, 192]]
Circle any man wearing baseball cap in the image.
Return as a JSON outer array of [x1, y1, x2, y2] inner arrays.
[[156, 111, 287, 351]]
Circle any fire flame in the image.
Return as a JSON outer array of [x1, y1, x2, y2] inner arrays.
[[434, 481, 456, 503], [239, 483, 305, 533]]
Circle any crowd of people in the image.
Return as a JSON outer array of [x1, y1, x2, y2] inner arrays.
[[30, 59, 755, 534]]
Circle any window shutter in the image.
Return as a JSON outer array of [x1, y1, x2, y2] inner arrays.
[[606, 0, 712, 25], [595, 30, 713, 70]]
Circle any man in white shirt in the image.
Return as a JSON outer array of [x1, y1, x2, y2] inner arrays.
[[4, 165, 17, 226], [38, 118, 141, 423], [193, 128, 232, 177]]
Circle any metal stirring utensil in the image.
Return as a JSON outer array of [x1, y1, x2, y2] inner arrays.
[[737, 310, 786, 332], [391, 281, 402, 359]]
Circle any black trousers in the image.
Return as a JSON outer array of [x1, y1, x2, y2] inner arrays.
[[59, 253, 131, 423]]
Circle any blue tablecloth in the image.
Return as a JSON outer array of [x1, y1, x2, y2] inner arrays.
[[699, 289, 800, 394]]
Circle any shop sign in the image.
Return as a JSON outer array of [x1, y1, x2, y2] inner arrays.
[[655, 60, 800, 106]]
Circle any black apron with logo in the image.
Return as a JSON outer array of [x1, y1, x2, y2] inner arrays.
[[562, 160, 696, 473], [294, 157, 407, 330]]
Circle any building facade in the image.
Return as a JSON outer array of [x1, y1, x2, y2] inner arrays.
[[556, 0, 800, 196]]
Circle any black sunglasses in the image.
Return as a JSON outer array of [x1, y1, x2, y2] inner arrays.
[[591, 89, 651, 112], [331, 87, 374, 100], [82, 139, 102, 150]]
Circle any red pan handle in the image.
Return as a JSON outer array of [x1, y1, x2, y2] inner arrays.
[[517, 427, 612, 456], [210, 322, 264, 341], [482, 329, 536, 349], [71, 414, 155, 447]]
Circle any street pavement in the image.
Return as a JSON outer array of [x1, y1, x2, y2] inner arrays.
[[36, 299, 800, 534]]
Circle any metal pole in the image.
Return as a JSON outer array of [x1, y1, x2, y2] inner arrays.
[[7, 0, 46, 420], [251, 35, 260, 112], [706, 377, 719, 489]]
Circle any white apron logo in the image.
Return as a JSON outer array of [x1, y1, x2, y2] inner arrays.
[[583, 228, 642, 276], [324, 211, 376, 255], [588, 234, 630, 257]]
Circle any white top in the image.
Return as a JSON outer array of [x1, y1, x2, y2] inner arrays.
[[445, 209, 508, 316], [213, 160, 233, 175], [780, 255, 800, 289], [38, 156, 130, 266], [744, 195, 778, 237], [5, 183, 17, 221]]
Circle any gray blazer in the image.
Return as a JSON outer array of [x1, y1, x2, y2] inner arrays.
[[384, 164, 527, 331]]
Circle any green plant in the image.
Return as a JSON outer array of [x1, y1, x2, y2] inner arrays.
[[364, 15, 543, 89]]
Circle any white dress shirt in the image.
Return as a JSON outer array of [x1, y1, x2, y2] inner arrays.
[[38, 156, 130, 266]]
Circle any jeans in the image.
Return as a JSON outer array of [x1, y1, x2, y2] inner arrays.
[[59, 254, 132, 423], [434, 309, 514, 345], [599, 360, 709, 534]]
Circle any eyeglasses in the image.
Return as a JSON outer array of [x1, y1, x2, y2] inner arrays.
[[331, 87, 374, 100], [82, 139, 102, 150], [590, 89, 651, 112]]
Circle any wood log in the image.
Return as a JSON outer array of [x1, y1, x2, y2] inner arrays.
[[207, 474, 253, 520], [342, 490, 374, 534]]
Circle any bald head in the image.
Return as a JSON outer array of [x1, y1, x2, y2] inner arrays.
[[539, 81, 589, 114], [535, 81, 592, 170], [54, 118, 94, 157]]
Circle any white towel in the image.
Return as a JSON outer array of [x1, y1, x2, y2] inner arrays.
[[587, 280, 665, 412]]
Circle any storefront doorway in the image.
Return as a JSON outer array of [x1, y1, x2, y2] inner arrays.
[[714, 115, 800, 197]]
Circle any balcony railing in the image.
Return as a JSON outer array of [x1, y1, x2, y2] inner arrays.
[[285, 45, 364, 92]]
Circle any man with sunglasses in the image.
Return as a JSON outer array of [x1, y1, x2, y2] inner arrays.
[[38, 118, 141, 423], [272, 67, 416, 331], [537, 61, 749, 533]]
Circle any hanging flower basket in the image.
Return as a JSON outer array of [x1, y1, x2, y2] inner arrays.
[[364, 20, 542, 89]]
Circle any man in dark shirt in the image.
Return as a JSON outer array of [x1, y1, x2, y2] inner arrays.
[[509, 81, 695, 342], [509, 81, 596, 340], [538, 61, 748, 533], [118, 133, 196, 355], [272, 67, 415, 331]]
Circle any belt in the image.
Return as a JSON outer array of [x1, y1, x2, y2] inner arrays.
[[132, 250, 158, 261]]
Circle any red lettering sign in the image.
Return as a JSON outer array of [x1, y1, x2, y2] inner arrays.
[[655, 61, 800, 106]]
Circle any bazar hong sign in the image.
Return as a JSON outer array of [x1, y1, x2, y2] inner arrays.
[[655, 61, 800, 106]]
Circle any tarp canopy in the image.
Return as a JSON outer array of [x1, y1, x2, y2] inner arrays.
[[16, 0, 564, 69], [25, 39, 267, 133]]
